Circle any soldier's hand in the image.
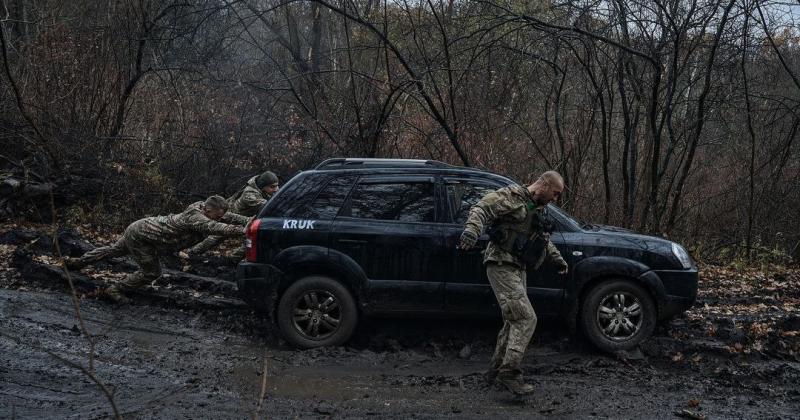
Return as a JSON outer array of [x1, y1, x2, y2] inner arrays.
[[178, 251, 190, 260], [557, 260, 569, 275], [459, 230, 478, 250]]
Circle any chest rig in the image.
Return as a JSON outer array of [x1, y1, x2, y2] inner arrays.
[[487, 198, 549, 265]]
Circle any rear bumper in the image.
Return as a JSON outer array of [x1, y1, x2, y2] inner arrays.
[[651, 268, 698, 319], [236, 262, 284, 314]]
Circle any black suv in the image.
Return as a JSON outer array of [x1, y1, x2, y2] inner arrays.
[[237, 158, 698, 352]]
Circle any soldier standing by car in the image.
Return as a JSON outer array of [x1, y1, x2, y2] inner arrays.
[[188, 170, 279, 257], [459, 171, 569, 395], [65, 196, 250, 303]]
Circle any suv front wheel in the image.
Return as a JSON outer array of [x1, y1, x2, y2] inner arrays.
[[580, 279, 656, 353], [277, 276, 358, 348]]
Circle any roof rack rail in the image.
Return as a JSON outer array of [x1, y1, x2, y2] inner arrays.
[[314, 158, 451, 170]]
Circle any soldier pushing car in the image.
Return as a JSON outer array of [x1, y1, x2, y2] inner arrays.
[[65, 195, 250, 303], [188, 170, 280, 257]]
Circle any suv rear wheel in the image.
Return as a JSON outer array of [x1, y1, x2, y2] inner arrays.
[[580, 279, 656, 352], [277, 276, 357, 348]]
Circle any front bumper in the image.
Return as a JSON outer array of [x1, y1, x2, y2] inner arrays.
[[236, 262, 284, 314], [651, 268, 699, 319]]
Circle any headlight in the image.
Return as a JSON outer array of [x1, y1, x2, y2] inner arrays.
[[671, 243, 693, 269]]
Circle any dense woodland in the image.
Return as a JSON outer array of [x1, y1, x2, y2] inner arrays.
[[1, 0, 799, 262]]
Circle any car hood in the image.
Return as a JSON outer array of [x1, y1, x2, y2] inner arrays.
[[581, 227, 676, 252], [590, 224, 634, 233]]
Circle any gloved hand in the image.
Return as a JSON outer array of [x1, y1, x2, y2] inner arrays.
[[459, 230, 478, 250], [556, 259, 569, 275]]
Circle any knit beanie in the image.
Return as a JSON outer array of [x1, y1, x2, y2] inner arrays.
[[255, 171, 279, 188]]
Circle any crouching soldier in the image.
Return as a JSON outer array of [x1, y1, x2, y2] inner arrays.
[[65, 196, 250, 303], [458, 171, 569, 395], [188, 170, 279, 257]]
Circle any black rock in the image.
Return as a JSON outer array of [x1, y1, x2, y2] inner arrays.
[[28, 234, 56, 255], [0, 229, 39, 245], [715, 318, 737, 339], [17, 256, 99, 293], [57, 229, 94, 256], [10, 246, 33, 269], [777, 315, 800, 332], [726, 327, 748, 344], [314, 402, 335, 415]]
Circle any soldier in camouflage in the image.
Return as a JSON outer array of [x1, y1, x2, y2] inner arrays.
[[188, 171, 279, 257], [459, 171, 568, 395], [65, 196, 250, 303]]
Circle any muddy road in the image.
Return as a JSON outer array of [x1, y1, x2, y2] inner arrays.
[[1, 226, 800, 419]]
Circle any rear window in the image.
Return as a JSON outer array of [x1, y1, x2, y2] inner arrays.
[[292, 176, 355, 219], [263, 173, 321, 218], [340, 181, 435, 223]]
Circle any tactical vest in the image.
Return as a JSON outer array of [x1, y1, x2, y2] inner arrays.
[[487, 199, 548, 265]]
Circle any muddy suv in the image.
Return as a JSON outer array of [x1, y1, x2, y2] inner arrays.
[[237, 158, 698, 352]]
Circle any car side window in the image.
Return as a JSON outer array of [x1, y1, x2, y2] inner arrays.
[[343, 182, 436, 223], [445, 181, 496, 224], [264, 174, 320, 218], [292, 176, 355, 220]]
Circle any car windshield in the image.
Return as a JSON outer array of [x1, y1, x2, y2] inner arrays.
[[546, 204, 583, 231]]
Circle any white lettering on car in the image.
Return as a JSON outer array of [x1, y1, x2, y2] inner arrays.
[[281, 219, 317, 230]]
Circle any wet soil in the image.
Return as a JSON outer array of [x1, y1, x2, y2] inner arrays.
[[1, 225, 799, 419]]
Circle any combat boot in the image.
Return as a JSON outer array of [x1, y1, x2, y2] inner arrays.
[[497, 371, 535, 395], [104, 285, 131, 304], [64, 257, 86, 271]]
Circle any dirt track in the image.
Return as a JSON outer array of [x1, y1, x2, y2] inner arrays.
[[1, 227, 800, 419]]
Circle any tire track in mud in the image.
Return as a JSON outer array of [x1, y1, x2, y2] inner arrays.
[[2, 226, 800, 418], [0, 290, 265, 419], [2, 289, 800, 418]]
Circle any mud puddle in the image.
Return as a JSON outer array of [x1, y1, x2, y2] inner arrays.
[[1, 225, 800, 418]]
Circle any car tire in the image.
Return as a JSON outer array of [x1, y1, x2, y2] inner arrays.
[[277, 276, 358, 348], [579, 279, 656, 353]]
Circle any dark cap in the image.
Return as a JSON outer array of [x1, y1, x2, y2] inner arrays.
[[255, 171, 279, 188]]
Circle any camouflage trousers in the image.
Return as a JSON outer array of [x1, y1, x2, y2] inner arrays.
[[487, 262, 537, 375], [74, 231, 161, 292]]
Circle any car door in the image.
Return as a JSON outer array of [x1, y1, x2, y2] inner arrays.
[[441, 178, 501, 316], [544, 204, 585, 309], [442, 180, 573, 317], [520, 205, 573, 315], [330, 175, 447, 314]]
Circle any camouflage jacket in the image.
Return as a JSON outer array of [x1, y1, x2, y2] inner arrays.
[[463, 184, 566, 269], [228, 176, 272, 217], [124, 202, 248, 250]]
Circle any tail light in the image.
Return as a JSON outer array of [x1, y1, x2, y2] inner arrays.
[[245, 218, 261, 262]]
